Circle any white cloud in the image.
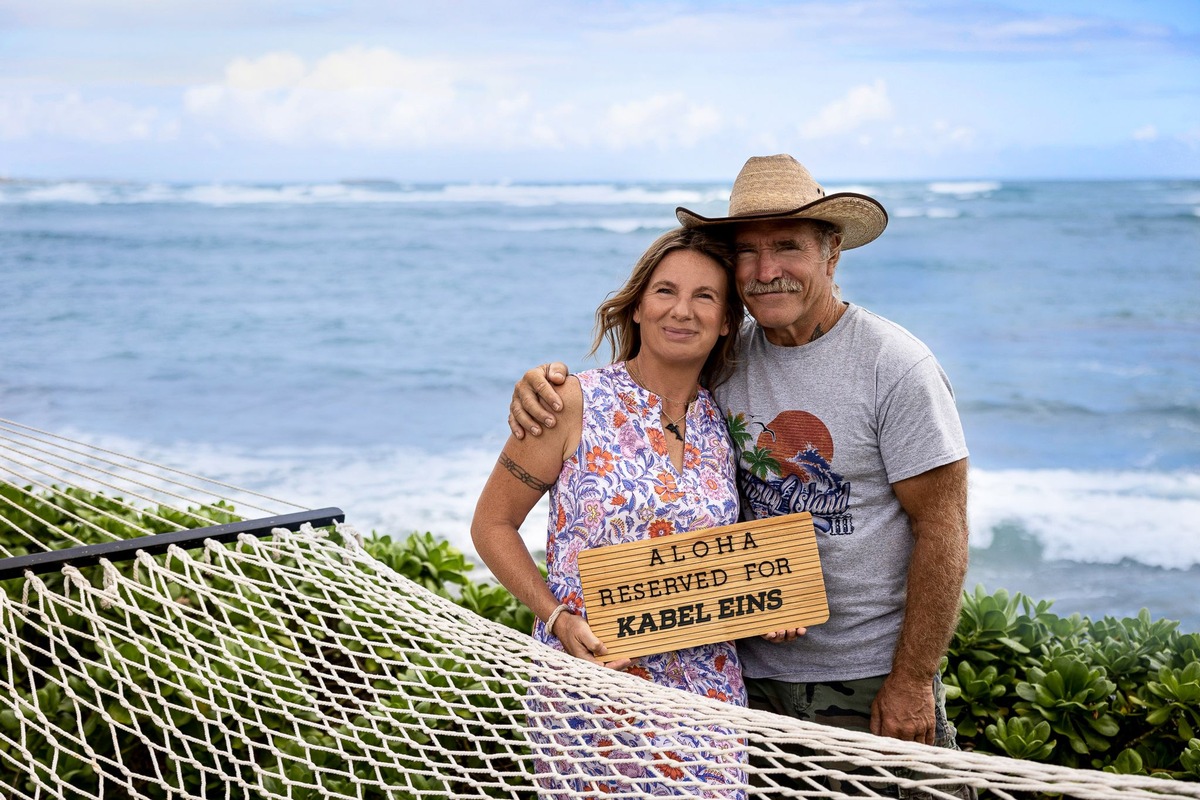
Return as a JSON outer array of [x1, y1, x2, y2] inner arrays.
[[2, 2, 1195, 179], [225, 52, 307, 91], [984, 17, 1098, 40], [875, 119, 977, 155], [179, 47, 729, 153], [933, 119, 977, 146], [1, 44, 728, 155], [599, 93, 724, 149], [1132, 124, 1159, 142], [0, 91, 176, 142], [799, 80, 893, 139], [183, 47, 502, 148]]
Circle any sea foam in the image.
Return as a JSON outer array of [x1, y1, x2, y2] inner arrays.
[[969, 467, 1200, 569], [25, 430, 1195, 572], [927, 181, 1001, 196], [0, 179, 729, 208]]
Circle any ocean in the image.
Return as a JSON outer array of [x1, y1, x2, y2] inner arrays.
[[2, 176, 1198, 630]]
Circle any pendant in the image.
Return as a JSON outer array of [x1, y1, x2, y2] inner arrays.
[[664, 422, 684, 441]]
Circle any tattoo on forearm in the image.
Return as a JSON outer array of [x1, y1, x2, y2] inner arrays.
[[499, 453, 554, 492]]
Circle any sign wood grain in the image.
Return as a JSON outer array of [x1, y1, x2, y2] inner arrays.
[[577, 511, 828, 662]]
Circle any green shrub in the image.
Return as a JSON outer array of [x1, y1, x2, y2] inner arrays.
[[0, 487, 534, 798], [946, 585, 1200, 779]]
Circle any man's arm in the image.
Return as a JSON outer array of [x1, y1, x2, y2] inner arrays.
[[508, 362, 571, 439], [870, 457, 969, 744]]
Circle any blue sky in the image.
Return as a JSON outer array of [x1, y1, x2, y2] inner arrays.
[[2, 0, 1198, 182]]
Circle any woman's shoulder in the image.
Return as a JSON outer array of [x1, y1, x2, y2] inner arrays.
[[575, 362, 630, 394], [560, 373, 583, 411], [694, 386, 729, 430]]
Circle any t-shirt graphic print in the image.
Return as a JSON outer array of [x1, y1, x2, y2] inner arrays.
[[727, 409, 854, 536]]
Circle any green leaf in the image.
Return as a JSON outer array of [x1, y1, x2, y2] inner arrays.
[[1103, 748, 1144, 775], [1088, 714, 1120, 738], [1146, 707, 1173, 725]]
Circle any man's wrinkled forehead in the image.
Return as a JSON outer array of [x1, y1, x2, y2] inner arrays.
[[733, 218, 824, 245]]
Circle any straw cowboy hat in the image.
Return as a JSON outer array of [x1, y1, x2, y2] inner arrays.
[[676, 154, 888, 250]]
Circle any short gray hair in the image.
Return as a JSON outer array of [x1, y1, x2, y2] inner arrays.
[[807, 219, 843, 299], [809, 219, 841, 260]]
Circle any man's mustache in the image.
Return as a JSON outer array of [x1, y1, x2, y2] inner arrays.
[[743, 278, 805, 296]]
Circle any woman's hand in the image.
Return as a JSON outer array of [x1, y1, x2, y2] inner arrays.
[[554, 612, 631, 670]]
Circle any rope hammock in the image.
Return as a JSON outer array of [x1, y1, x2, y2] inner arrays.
[[1, 417, 1196, 799]]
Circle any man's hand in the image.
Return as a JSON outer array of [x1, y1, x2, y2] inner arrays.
[[509, 362, 570, 439], [760, 627, 805, 643], [870, 674, 936, 744]]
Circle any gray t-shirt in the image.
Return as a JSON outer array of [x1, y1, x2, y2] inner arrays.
[[714, 303, 968, 682]]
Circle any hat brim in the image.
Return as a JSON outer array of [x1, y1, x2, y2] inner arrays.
[[676, 192, 888, 250]]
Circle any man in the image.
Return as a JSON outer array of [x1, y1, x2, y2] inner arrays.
[[509, 155, 971, 768]]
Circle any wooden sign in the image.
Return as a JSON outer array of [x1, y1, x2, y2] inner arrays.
[[577, 512, 828, 662]]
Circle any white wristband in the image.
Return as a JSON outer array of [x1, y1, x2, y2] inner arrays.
[[545, 603, 571, 636]]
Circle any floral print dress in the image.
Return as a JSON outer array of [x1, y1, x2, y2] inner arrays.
[[529, 362, 746, 798]]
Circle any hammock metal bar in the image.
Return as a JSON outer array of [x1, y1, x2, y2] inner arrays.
[[0, 506, 344, 580]]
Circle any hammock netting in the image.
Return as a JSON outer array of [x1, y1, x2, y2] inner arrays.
[[1, 418, 1197, 800]]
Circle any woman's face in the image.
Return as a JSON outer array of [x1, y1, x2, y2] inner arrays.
[[633, 249, 730, 367]]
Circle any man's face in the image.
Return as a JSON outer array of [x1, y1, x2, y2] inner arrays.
[[733, 219, 838, 345]]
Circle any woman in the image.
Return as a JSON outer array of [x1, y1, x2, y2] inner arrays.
[[471, 227, 748, 797]]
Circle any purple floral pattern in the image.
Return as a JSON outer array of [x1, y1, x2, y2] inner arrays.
[[530, 362, 746, 797]]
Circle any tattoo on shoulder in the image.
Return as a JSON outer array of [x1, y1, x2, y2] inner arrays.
[[499, 453, 554, 493]]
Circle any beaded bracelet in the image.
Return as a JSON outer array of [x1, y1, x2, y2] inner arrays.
[[545, 603, 572, 635]]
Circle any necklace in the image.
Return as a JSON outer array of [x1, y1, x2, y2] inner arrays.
[[660, 407, 687, 442], [627, 359, 695, 442]]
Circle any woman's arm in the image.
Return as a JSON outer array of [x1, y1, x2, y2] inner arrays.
[[471, 379, 619, 666], [471, 433, 565, 626]]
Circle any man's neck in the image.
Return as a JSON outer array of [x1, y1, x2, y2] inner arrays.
[[762, 300, 848, 347]]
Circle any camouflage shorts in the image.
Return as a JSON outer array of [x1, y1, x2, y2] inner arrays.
[[744, 673, 977, 799]]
